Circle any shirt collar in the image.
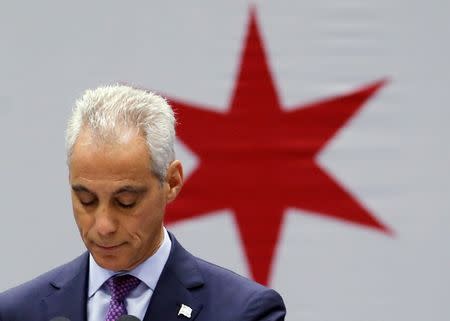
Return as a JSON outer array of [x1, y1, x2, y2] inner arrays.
[[88, 227, 172, 298]]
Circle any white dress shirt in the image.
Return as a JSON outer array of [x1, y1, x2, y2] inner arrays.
[[87, 227, 172, 321]]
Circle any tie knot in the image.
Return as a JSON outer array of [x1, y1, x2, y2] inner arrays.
[[106, 274, 141, 302]]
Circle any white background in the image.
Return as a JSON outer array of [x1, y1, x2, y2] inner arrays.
[[0, 1, 449, 320]]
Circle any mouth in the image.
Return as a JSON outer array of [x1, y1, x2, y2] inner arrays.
[[95, 243, 125, 251]]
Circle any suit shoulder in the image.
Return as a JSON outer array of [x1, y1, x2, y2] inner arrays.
[[0, 266, 58, 305], [192, 256, 286, 319], [0, 253, 87, 307], [194, 256, 276, 295]]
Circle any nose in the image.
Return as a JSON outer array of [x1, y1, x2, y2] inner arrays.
[[93, 204, 118, 237]]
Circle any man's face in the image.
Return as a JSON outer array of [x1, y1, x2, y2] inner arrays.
[[69, 129, 182, 271]]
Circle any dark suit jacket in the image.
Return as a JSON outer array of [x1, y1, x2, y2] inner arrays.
[[0, 233, 286, 321]]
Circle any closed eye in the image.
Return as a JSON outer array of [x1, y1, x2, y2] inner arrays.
[[72, 185, 97, 207], [115, 200, 136, 209], [80, 199, 97, 206]]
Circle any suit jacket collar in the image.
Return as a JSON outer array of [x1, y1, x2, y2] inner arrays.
[[143, 231, 204, 321], [42, 232, 204, 321]]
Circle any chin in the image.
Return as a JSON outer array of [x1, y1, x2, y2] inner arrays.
[[99, 258, 129, 271], [91, 252, 126, 271]]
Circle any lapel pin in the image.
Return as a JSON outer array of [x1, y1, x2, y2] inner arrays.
[[178, 304, 192, 318]]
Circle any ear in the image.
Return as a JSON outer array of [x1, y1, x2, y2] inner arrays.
[[165, 160, 183, 203]]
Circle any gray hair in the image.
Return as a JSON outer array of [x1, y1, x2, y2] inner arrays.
[[66, 84, 176, 181]]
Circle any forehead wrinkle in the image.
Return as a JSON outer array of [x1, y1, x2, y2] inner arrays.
[[71, 175, 147, 187]]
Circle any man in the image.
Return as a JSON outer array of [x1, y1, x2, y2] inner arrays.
[[0, 85, 286, 321]]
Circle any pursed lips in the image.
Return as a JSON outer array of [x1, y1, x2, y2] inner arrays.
[[95, 242, 125, 250]]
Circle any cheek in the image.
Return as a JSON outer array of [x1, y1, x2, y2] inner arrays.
[[129, 209, 162, 240], [73, 208, 93, 235]]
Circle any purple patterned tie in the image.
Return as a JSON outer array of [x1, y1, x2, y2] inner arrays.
[[105, 274, 141, 321]]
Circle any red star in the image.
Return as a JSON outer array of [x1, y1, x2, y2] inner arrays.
[[165, 8, 391, 285]]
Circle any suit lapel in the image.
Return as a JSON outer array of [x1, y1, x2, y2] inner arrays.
[[42, 252, 89, 321], [40, 234, 205, 321], [143, 233, 204, 321]]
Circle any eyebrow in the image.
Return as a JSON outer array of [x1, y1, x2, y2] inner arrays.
[[113, 186, 148, 195], [72, 185, 92, 193]]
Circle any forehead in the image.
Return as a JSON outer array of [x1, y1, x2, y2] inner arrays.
[[69, 129, 152, 180]]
